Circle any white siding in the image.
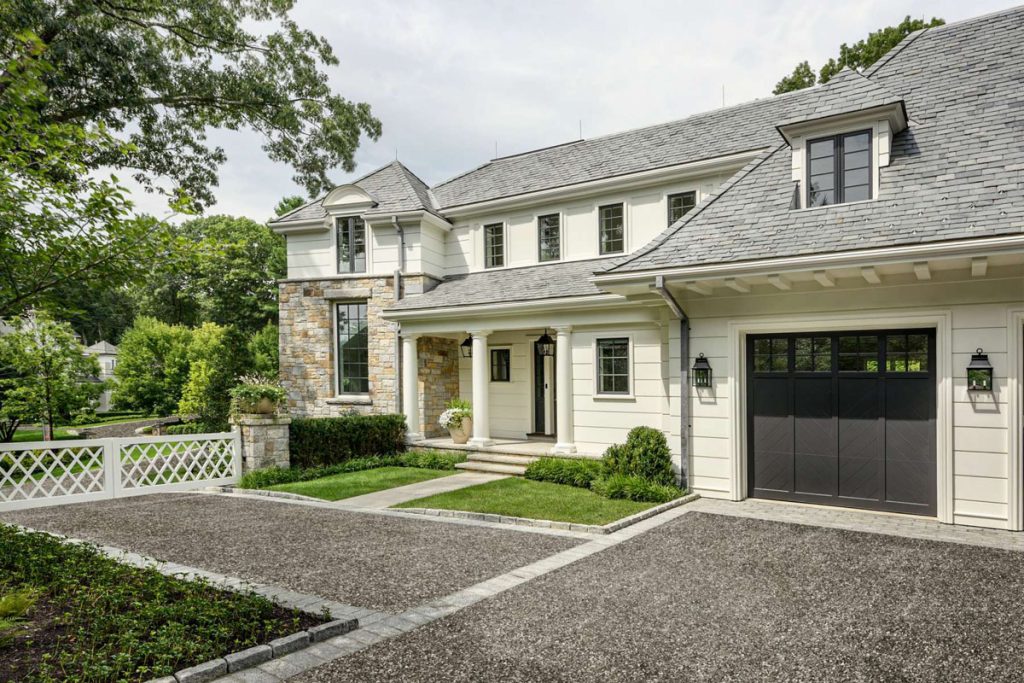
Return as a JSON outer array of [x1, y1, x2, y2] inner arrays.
[[285, 231, 334, 279], [458, 332, 532, 439]]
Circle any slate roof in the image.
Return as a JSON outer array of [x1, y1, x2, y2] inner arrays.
[[270, 161, 437, 225], [85, 341, 118, 355], [605, 7, 1024, 275], [388, 258, 617, 311], [774, 67, 905, 131]]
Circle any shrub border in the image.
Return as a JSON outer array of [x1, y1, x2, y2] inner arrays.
[[398, 492, 700, 535], [3, 524, 362, 683]]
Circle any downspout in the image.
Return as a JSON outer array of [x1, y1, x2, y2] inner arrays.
[[393, 216, 406, 415], [653, 275, 690, 490]]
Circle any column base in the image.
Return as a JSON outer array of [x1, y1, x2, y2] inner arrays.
[[551, 442, 577, 455], [468, 437, 494, 448], [406, 433, 424, 443]]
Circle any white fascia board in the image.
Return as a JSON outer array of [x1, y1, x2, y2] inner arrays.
[[438, 149, 764, 219], [776, 102, 908, 145], [592, 234, 1024, 287], [364, 210, 452, 231], [381, 293, 628, 322], [269, 218, 329, 235]]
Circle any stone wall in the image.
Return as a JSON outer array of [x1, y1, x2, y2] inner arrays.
[[234, 415, 291, 472], [417, 336, 460, 437]]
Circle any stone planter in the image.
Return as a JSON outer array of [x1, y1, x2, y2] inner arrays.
[[239, 397, 278, 415], [448, 417, 472, 445]]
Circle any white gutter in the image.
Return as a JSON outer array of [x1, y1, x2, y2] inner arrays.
[[381, 293, 629, 322], [594, 233, 1024, 286]]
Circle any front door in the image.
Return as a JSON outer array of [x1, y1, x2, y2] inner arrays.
[[747, 329, 936, 516], [532, 342, 555, 436]]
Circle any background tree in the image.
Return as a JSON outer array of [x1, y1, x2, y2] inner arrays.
[[275, 196, 308, 217], [3, 0, 382, 211], [178, 323, 251, 429], [0, 314, 102, 441], [248, 323, 280, 376], [773, 16, 945, 94], [112, 317, 192, 416]]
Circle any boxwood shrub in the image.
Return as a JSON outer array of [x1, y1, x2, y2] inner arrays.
[[290, 414, 407, 468], [601, 426, 675, 486], [591, 473, 681, 503], [525, 457, 603, 489]]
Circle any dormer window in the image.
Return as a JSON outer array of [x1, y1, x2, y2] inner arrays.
[[807, 130, 872, 207], [337, 216, 366, 274]]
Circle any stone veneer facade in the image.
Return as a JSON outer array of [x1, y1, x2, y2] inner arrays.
[[279, 275, 453, 427]]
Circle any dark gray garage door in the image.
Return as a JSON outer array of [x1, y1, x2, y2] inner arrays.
[[747, 330, 936, 516]]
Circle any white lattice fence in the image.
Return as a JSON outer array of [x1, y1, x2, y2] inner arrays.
[[0, 432, 240, 511]]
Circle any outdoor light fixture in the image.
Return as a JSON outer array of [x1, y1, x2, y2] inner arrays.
[[536, 329, 556, 357], [692, 353, 713, 388], [460, 336, 473, 358], [967, 348, 993, 391]]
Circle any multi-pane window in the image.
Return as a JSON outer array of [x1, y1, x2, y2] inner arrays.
[[886, 333, 929, 373], [753, 337, 789, 372], [838, 335, 879, 372], [667, 191, 696, 226], [484, 223, 504, 268], [807, 130, 872, 207], [336, 302, 369, 393], [538, 214, 561, 262], [795, 336, 832, 372], [490, 349, 511, 382], [336, 217, 367, 274], [599, 204, 624, 255], [596, 338, 630, 394]]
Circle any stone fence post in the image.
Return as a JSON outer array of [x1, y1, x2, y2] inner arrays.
[[232, 414, 291, 472]]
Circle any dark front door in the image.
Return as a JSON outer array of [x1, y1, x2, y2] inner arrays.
[[747, 329, 936, 516], [532, 342, 555, 436]]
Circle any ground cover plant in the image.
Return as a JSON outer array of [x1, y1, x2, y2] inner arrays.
[[395, 477, 655, 525], [238, 451, 466, 490], [266, 466, 454, 502], [0, 525, 319, 682]]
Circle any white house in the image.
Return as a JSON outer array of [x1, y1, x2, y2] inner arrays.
[[270, 8, 1024, 530], [84, 340, 118, 413]]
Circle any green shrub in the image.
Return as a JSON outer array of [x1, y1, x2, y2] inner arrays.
[[163, 421, 214, 435], [525, 457, 603, 488], [601, 426, 676, 486], [289, 414, 407, 468], [591, 474, 681, 503], [397, 450, 466, 470]]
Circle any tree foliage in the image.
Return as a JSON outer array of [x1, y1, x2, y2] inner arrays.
[[248, 323, 279, 376], [773, 16, 945, 94], [0, 313, 101, 440], [111, 317, 192, 415], [178, 322, 251, 428], [3, 0, 382, 210], [274, 195, 307, 217]]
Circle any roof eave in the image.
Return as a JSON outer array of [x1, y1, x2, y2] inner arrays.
[[775, 100, 908, 145]]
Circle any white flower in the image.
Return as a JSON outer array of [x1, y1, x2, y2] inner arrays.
[[439, 407, 470, 429]]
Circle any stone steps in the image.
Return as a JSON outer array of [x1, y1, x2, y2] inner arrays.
[[454, 452, 539, 476]]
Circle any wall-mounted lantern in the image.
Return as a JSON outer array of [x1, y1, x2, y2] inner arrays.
[[536, 329, 556, 357], [692, 353, 713, 388], [460, 336, 473, 358], [967, 348, 993, 391]]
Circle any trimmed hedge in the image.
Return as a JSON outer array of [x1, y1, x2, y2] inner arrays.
[[525, 457, 603, 489], [163, 421, 211, 435], [290, 414, 407, 468], [601, 426, 675, 486], [238, 450, 465, 490], [591, 474, 681, 504]]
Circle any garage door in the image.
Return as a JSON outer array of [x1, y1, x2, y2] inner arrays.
[[747, 330, 936, 516]]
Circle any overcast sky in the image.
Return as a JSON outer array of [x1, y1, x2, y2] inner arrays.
[[130, 0, 1018, 222]]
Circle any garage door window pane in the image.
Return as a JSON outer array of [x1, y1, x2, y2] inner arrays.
[[795, 336, 831, 372], [839, 335, 878, 372], [754, 337, 789, 373], [886, 333, 929, 373]]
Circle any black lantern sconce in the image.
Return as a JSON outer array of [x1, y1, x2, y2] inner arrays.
[[967, 348, 993, 391], [692, 353, 713, 388], [536, 329, 556, 357], [460, 336, 473, 358]]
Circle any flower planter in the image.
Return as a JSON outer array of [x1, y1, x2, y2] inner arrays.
[[448, 417, 473, 445], [239, 397, 278, 415]]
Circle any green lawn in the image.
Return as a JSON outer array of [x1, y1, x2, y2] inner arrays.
[[12, 413, 151, 443], [267, 466, 454, 501], [394, 477, 655, 525]]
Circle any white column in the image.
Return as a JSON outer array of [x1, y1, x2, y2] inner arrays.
[[469, 330, 493, 447], [552, 325, 576, 454], [401, 334, 422, 441]]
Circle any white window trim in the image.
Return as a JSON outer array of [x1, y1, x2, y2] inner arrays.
[[725, 309, 952, 523], [598, 203, 627, 256], [489, 345, 512, 383], [482, 222, 507, 269], [1007, 308, 1024, 531], [790, 119, 886, 210], [333, 214, 371, 275], [592, 334, 635, 400], [537, 211, 563, 263], [331, 300, 371, 398]]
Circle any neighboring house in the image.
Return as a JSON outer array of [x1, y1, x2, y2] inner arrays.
[[84, 341, 118, 413], [270, 8, 1024, 530]]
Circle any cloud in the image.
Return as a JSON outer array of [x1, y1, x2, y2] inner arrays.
[[125, 0, 1015, 221]]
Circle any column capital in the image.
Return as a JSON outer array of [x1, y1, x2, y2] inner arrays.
[[402, 333, 421, 342], [468, 329, 493, 339], [552, 325, 573, 334]]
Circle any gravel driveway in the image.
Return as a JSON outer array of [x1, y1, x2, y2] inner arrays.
[[296, 511, 1024, 682], [0, 493, 580, 611]]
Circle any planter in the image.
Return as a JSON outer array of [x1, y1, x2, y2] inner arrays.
[[448, 417, 473, 444], [239, 397, 278, 415]]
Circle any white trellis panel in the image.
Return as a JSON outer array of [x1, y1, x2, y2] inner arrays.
[[114, 432, 241, 497], [0, 431, 241, 511]]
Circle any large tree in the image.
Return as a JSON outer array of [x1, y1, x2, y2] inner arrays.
[[773, 16, 945, 95]]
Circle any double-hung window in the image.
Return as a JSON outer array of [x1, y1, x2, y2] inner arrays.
[[599, 204, 624, 255], [336, 302, 369, 394], [807, 130, 871, 207], [490, 348, 511, 382], [484, 223, 504, 268], [336, 217, 367, 274], [667, 191, 696, 226], [538, 214, 561, 262], [596, 337, 630, 395]]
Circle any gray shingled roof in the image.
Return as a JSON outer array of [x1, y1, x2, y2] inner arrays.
[[270, 161, 437, 225], [605, 8, 1024, 275], [388, 258, 618, 311], [85, 341, 118, 355], [774, 67, 905, 131]]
